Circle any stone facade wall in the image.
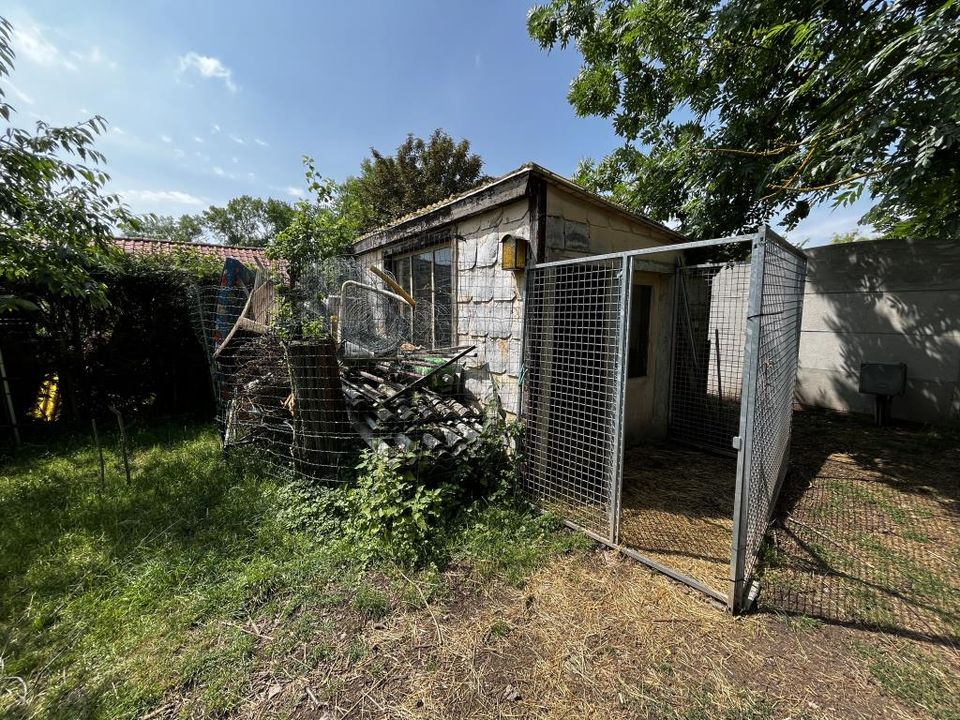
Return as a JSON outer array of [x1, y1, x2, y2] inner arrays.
[[356, 184, 683, 421]]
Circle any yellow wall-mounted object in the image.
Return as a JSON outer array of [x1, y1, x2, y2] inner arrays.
[[501, 234, 528, 271]]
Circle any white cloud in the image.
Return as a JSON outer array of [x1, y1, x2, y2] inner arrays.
[[212, 166, 226, 177], [70, 45, 117, 69], [254, 138, 268, 147], [12, 24, 73, 69], [160, 134, 172, 144], [112, 126, 126, 135], [119, 189, 205, 206], [211, 123, 221, 133], [285, 186, 304, 198], [229, 134, 245, 145], [2, 79, 34, 105], [232, 156, 239, 164], [173, 148, 185, 158], [193, 136, 204, 144], [178, 52, 237, 93]]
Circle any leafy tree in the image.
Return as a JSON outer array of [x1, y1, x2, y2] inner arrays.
[[267, 157, 358, 338], [347, 129, 489, 233], [120, 213, 204, 244], [0, 17, 130, 313], [528, 0, 960, 240], [830, 230, 871, 245], [123, 196, 294, 247], [201, 195, 294, 247]]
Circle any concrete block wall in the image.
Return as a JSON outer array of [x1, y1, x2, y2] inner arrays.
[[796, 237, 960, 424]]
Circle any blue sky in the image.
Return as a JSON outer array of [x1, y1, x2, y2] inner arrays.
[[4, 1, 869, 246]]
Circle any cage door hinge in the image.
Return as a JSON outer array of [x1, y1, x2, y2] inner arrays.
[[731, 436, 742, 451]]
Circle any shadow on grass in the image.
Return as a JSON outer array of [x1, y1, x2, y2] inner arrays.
[[758, 409, 960, 649]]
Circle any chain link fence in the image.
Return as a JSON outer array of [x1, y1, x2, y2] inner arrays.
[[189, 255, 505, 485]]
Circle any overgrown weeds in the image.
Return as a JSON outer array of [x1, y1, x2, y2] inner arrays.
[[0, 419, 580, 718]]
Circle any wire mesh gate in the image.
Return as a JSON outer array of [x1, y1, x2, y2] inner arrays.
[[520, 228, 806, 612]]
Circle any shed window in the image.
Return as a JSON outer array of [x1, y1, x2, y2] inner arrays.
[[389, 246, 452, 348], [628, 284, 653, 378]]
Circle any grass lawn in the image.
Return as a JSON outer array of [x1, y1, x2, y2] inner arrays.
[[1, 415, 958, 719]]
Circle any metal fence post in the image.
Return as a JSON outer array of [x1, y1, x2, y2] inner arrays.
[[610, 255, 632, 544], [729, 230, 767, 611]]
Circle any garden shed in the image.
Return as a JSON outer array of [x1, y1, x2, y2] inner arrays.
[[354, 164, 807, 612]]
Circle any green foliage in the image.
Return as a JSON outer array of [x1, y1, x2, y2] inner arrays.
[[0, 17, 131, 314], [200, 195, 294, 247], [0, 420, 586, 717], [859, 643, 960, 720], [121, 195, 295, 248], [451, 506, 591, 586], [344, 129, 490, 233], [21, 246, 221, 421], [830, 230, 871, 245], [344, 450, 451, 567], [120, 213, 205, 244], [528, 1, 960, 241], [267, 157, 358, 338]]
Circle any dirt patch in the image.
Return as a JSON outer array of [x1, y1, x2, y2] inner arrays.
[[620, 443, 737, 595], [277, 552, 939, 719]]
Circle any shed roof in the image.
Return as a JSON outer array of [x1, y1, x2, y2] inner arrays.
[[113, 237, 269, 267], [353, 162, 685, 255]]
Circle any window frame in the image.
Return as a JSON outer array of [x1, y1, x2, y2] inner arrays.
[[628, 283, 653, 378], [386, 242, 454, 349]]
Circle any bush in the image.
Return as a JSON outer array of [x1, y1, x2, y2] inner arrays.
[[343, 450, 451, 566]]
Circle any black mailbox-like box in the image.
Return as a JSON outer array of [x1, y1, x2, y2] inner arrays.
[[859, 362, 907, 396]]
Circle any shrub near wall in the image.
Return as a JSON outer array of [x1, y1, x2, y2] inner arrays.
[[10, 247, 223, 427]]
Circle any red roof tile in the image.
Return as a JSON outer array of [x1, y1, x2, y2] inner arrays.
[[113, 237, 270, 268]]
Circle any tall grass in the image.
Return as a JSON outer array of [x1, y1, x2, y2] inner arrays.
[[0, 422, 582, 718]]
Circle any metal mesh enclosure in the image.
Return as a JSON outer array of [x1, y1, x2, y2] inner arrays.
[[670, 262, 751, 453], [732, 232, 808, 608], [521, 258, 626, 539], [189, 256, 500, 484], [521, 229, 806, 611]]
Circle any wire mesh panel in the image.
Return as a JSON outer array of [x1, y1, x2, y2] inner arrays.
[[189, 254, 500, 485], [522, 257, 626, 540], [732, 229, 807, 610], [670, 262, 751, 453]]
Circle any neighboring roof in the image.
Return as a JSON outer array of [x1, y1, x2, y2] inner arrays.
[[113, 237, 269, 267], [353, 162, 685, 254]]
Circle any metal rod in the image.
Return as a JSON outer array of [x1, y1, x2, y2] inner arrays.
[[559, 518, 729, 606], [534, 233, 757, 271], [92, 418, 106, 489], [376, 345, 475, 409], [728, 231, 767, 612], [610, 256, 632, 544], [368, 265, 416, 309], [714, 327, 724, 412], [0, 342, 19, 445], [109, 405, 132, 485]]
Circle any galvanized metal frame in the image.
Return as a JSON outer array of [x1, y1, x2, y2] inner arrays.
[[609, 255, 632, 543], [521, 228, 805, 612], [729, 229, 767, 610]]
